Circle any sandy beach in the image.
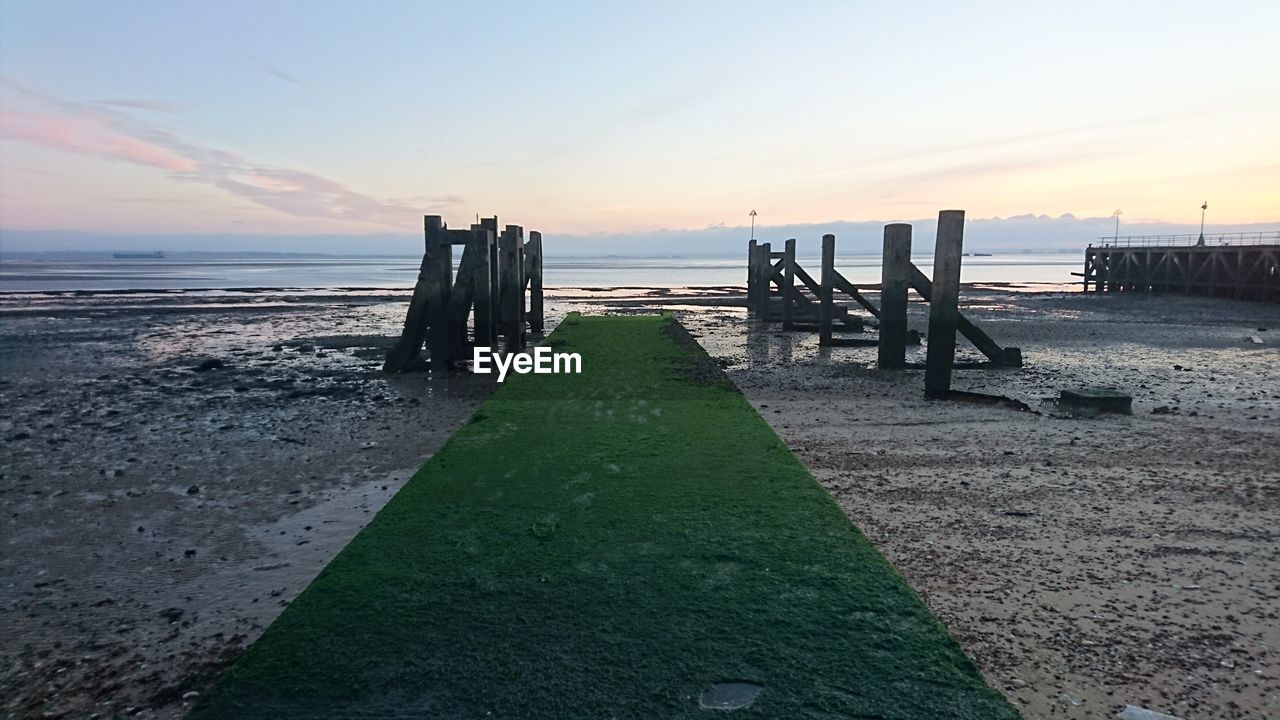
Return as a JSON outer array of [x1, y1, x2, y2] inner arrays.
[[2, 286, 1277, 719]]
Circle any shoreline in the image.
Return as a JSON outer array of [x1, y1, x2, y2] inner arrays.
[[2, 286, 1276, 719]]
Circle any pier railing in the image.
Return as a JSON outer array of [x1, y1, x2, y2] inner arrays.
[[1093, 231, 1280, 248]]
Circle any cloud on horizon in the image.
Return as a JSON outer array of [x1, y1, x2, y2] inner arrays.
[[4, 214, 1274, 257]]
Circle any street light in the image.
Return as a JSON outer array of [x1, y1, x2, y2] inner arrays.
[[1112, 209, 1122, 244], [749, 209, 757, 242], [1198, 201, 1208, 245]]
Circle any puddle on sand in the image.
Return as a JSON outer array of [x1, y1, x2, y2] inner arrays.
[[699, 682, 763, 711]]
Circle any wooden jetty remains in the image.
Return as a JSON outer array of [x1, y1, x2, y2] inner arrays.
[[1081, 232, 1280, 302], [384, 215, 545, 374], [746, 239, 867, 334], [747, 211, 1022, 396]]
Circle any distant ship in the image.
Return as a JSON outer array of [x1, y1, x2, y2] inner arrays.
[[112, 251, 165, 259]]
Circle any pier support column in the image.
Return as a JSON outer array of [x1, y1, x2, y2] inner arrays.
[[426, 215, 453, 376], [528, 231, 544, 334], [878, 224, 912, 369], [924, 211, 964, 399], [472, 225, 497, 349], [499, 225, 527, 353], [756, 242, 772, 318], [782, 239, 797, 330], [819, 234, 835, 345], [747, 240, 758, 316]]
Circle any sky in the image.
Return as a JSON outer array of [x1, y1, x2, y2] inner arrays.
[[1, 1, 1277, 254]]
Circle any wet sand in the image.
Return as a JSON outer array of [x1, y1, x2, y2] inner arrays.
[[2, 286, 1277, 719], [681, 291, 1279, 720], [0, 292, 500, 719]]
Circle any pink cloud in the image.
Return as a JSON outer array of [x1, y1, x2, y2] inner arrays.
[[0, 85, 458, 229], [0, 108, 197, 172]]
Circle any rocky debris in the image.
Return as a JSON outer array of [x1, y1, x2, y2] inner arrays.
[[193, 358, 226, 372]]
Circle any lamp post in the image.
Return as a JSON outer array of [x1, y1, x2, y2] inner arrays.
[[1198, 201, 1208, 245], [749, 209, 757, 242], [1112, 209, 1122, 245]]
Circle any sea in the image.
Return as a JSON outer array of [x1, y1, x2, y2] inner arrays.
[[0, 253, 1083, 293]]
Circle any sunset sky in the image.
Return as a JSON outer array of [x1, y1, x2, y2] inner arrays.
[[1, 0, 1277, 249]]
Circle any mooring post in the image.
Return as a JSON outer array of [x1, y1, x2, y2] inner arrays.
[[924, 210, 964, 399], [472, 225, 498, 349], [782, 238, 797, 330], [528, 231, 544, 335], [756, 242, 772, 318], [499, 225, 527, 353], [515, 228, 527, 348], [878, 223, 912, 369], [425, 215, 453, 376], [747, 239, 758, 316], [819, 234, 835, 345]]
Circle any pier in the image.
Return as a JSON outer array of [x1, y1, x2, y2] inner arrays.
[[1081, 232, 1280, 302]]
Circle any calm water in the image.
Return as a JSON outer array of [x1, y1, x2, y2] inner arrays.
[[0, 254, 1084, 292]]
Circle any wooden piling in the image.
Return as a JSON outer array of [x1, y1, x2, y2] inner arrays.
[[499, 225, 527, 353], [924, 210, 964, 398], [425, 215, 453, 376], [819, 234, 835, 345], [472, 225, 498, 349], [755, 242, 772, 318], [746, 239, 758, 315], [527, 231, 544, 335], [782, 239, 797, 330], [878, 223, 912, 369]]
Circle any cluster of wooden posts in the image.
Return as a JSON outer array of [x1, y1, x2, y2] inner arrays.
[[384, 215, 544, 374], [747, 210, 1022, 399]]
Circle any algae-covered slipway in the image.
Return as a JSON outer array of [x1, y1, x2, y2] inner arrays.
[[193, 314, 1018, 719]]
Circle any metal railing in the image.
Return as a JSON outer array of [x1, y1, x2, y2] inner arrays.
[[1093, 231, 1280, 248]]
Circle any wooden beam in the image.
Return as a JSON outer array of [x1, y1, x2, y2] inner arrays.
[[782, 239, 797, 330], [909, 264, 1018, 366], [383, 251, 434, 372], [831, 273, 882, 318]]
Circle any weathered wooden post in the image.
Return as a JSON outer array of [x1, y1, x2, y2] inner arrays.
[[527, 230, 544, 334], [471, 224, 498, 349], [819, 234, 835, 345], [498, 225, 527, 353], [746, 239, 758, 315], [516, 232, 527, 344], [481, 217, 500, 336], [747, 240, 757, 316], [425, 215, 453, 376], [755, 242, 772, 318], [878, 223, 912, 369], [924, 211, 964, 398], [782, 238, 797, 330]]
